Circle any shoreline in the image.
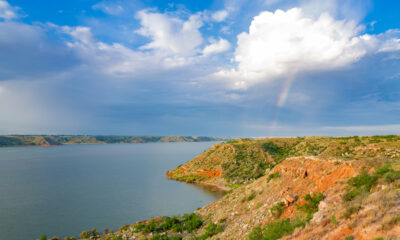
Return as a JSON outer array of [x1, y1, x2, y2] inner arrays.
[[165, 173, 231, 193]]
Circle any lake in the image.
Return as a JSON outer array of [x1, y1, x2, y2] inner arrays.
[[0, 142, 222, 240]]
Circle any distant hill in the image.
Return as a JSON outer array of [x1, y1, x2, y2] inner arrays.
[[0, 135, 236, 147]]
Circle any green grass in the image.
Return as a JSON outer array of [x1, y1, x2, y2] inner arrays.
[[267, 172, 280, 182], [226, 183, 243, 189], [248, 217, 306, 240]]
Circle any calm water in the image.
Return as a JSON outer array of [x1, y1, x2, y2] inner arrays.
[[0, 142, 222, 240]]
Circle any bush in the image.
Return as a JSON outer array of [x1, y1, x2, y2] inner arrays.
[[343, 203, 361, 219], [248, 216, 307, 240], [91, 228, 99, 237], [38, 235, 47, 240], [297, 192, 324, 220], [197, 223, 223, 240], [110, 237, 123, 240], [331, 215, 338, 225], [248, 227, 263, 240], [79, 231, 91, 239], [144, 220, 157, 233], [348, 171, 377, 191], [267, 172, 280, 182], [247, 191, 256, 201], [270, 202, 285, 218], [151, 233, 169, 240], [182, 213, 203, 232], [343, 171, 377, 202], [157, 217, 180, 232]]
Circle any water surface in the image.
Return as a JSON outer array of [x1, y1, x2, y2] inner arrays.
[[0, 142, 222, 240]]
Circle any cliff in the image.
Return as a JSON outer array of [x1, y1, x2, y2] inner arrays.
[[72, 135, 400, 240]]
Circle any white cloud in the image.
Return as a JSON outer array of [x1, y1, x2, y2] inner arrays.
[[92, 1, 124, 15], [59, 25, 157, 76], [136, 10, 203, 56], [0, 0, 17, 20], [62, 26, 93, 45], [211, 10, 228, 22], [216, 8, 400, 87], [202, 38, 231, 56]]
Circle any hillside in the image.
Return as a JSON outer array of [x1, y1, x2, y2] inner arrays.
[[167, 136, 400, 190], [0, 135, 234, 147], [54, 135, 400, 240]]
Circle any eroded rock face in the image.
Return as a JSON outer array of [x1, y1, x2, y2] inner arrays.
[[95, 136, 400, 240], [194, 157, 364, 239]]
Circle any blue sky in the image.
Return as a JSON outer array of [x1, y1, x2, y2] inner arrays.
[[0, 0, 399, 136]]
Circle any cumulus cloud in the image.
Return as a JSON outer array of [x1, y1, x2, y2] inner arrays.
[[62, 26, 93, 45], [211, 10, 228, 22], [136, 10, 203, 56], [216, 8, 400, 87], [202, 38, 231, 56], [0, 0, 17, 20], [59, 25, 159, 76]]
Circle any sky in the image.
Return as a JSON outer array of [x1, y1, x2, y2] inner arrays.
[[0, 0, 399, 137]]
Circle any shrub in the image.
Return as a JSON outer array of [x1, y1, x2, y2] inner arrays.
[[343, 203, 361, 219], [144, 220, 157, 233], [348, 171, 377, 191], [248, 217, 306, 240], [270, 202, 285, 218], [158, 217, 179, 232], [248, 227, 263, 240], [110, 237, 123, 240], [79, 231, 91, 239], [182, 213, 203, 232], [197, 223, 223, 240], [343, 171, 377, 202], [297, 192, 324, 220], [38, 235, 47, 240], [168, 237, 183, 240], [331, 215, 338, 225], [267, 172, 280, 182], [204, 223, 223, 236], [91, 228, 99, 237], [151, 233, 169, 240], [247, 191, 256, 201]]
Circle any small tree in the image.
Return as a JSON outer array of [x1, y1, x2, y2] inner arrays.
[[38, 235, 47, 240], [79, 231, 91, 239]]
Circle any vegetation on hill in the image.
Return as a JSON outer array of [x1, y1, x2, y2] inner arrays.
[[167, 135, 400, 187], [41, 135, 400, 239], [0, 135, 234, 147]]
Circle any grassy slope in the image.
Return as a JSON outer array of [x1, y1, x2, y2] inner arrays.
[[167, 135, 400, 188], [49, 135, 400, 240], [0, 135, 234, 147]]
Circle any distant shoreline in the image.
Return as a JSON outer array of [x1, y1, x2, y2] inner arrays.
[[0, 135, 237, 147]]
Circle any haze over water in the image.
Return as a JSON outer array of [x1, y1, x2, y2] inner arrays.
[[0, 142, 222, 240]]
